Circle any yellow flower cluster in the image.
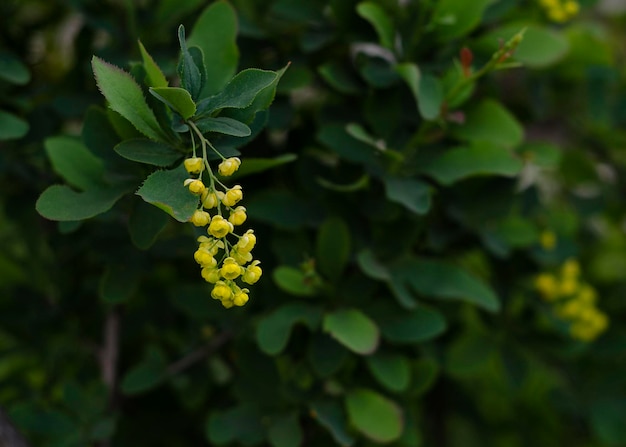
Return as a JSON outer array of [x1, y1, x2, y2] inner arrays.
[[538, 0, 580, 23], [534, 259, 608, 341], [183, 153, 262, 308]]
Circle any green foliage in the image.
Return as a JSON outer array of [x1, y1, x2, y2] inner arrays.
[[3, 0, 626, 446]]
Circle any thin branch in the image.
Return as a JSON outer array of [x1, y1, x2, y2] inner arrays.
[[0, 406, 32, 447], [99, 309, 121, 393], [166, 330, 233, 377]]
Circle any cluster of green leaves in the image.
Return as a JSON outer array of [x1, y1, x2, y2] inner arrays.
[[1, 0, 626, 446]]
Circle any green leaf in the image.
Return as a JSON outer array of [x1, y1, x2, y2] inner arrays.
[[150, 87, 196, 119], [247, 190, 316, 230], [36, 184, 131, 221], [114, 139, 182, 167], [196, 69, 278, 115], [9, 404, 76, 437], [323, 309, 380, 355], [228, 154, 297, 180], [433, 0, 494, 40], [356, 2, 395, 49], [194, 117, 251, 137], [316, 217, 351, 282], [417, 74, 443, 121], [345, 388, 403, 443], [268, 413, 303, 447], [479, 24, 569, 68], [0, 110, 28, 140], [120, 346, 166, 395], [177, 25, 203, 100], [384, 177, 432, 215], [206, 405, 264, 446], [590, 398, 626, 445], [366, 353, 411, 393], [356, 249, 391, 281], [129, 199, 169, 249], [0, 50, 30, 84], [99, 262, 140, 304], [272, 266, 317, 297], [138, 40, 168, 88], [412, 358, 440, 395], [188, 0, 239, 96], [136, 164, 199, 222], [518, 142, 561, 169], [82, 106, 121, 164], [44, 136, 105, 190], [420, 141, 523, 185], [311, 401, 355, 447], [445, 332, 496, 377], [318, 61, 361, 95], [90, 417, 117, 442], [396, 62, 420, 109], [92, 56, 168, 142], [451, 99, 524, 148], [403, 259, 500, 312], [379, 306, 447, 343], [256, 303, 323, 355]]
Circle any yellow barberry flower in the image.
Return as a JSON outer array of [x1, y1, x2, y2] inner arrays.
[[221, 298, 235, 308], [220, 257, 244, 280], [184, 157, 204, 174], [548, 7, 568, 22], [231, 247, 253, 265], [201, 266, 221, 283], [233, 288, 249, 306], [194, 248, 217, 268], [242, 260, 262, 285], [208, 215, 233, 238], [201, 190, 224, 209], [535, 273, 559, 300], [211, 281, 232, 301], [236, 229, 256, 253], [228, 206, 247, 226], [539, 230, 557, 251], [577, 285, 597, 305], [190, 209, 210, 226], [563, 0, 579, 15], [197, 236, 224, 255], [561, 259, 580, 279], [218, 157, 241, 176], [222, 185, 243, 207], [184, 178, 206, 195], [559, 277, 579, 296]]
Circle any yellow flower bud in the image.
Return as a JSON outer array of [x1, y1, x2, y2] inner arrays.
[[197, 236, 224, 255], [201, 190, 224, 209], [208, 215, 233, 238], [539, 230, 556, 251], [236, 230, 256, 253], [221, 298, 235, 308], [563, 0, 579, 16], [233, 289, 249, 306], [228, 206, 247, 226], [220, 257, 244, 280], [201, 266, 221, 283], [194, 249, 217, 268], [222, 185, 243, 207], [218, 157, 241, 176], [184, 157, 204, 174], [231, 248, 253, 265], [184, 178, 206, 195], [561, 259, 580, 279], [190, 209, 210, 226], [211, 281, 232, 301], [534, 273, 558, 301], [242, 260, 262, 285]]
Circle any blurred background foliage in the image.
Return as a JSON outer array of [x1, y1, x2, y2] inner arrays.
[[1, 0, 626, 446]]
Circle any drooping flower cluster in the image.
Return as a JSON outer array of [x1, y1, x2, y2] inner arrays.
[[534, 259, 608, 341], [183, 129, 261, 308], [538, 0, 579, 23]]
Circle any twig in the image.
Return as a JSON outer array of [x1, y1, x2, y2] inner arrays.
[[166, 331, 233, 377]]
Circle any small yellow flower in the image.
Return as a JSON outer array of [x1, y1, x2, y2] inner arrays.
[[231, 248, 253, 265], [539, 230, 556, 251], [201, 266, 221, 283], [218, 157, 241, 176], [563, 0, 579, 15], [184, 157, 204, 175], [194, 249, 217, 268], [184, 178, 206, 195], [201, 190, 224, 209], [547, 7, 568, 22], [561, 259, 580, 279], [236, 229, 256, 253], [534, 273, 558, 300], [233, 288, 249, 306], [208, 215, 233, 238], [559, 277, 579, 296], [228, 206, 247, 226], [242, 260, 262, 285], [220, 257, 244, 280], [197, 236, 224, 255], [221, 298, 235, 308], [222, 185, 243, 207], [190, 209, 210, 227], [211, 281, 232, 301]]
